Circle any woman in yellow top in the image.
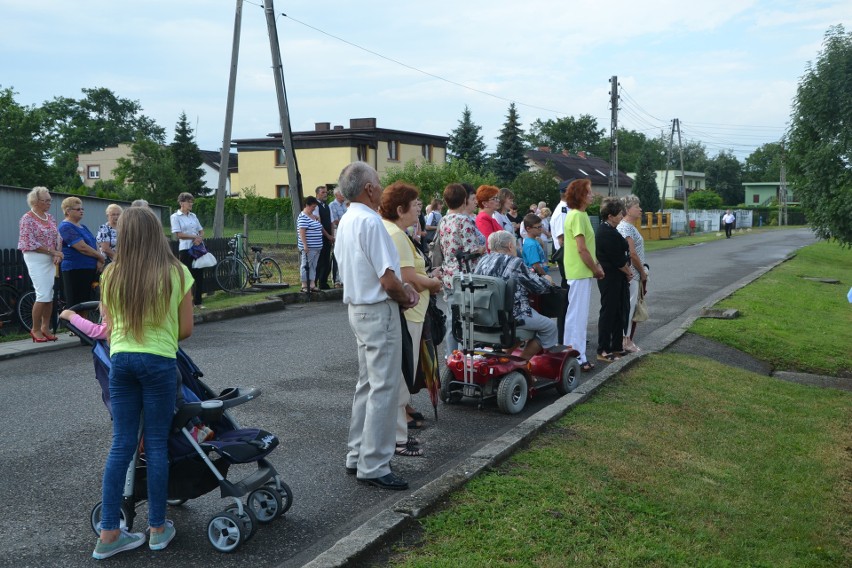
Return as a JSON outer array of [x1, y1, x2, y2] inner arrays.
[[92, 207, 194, 560], [380, 182, 442, 457]]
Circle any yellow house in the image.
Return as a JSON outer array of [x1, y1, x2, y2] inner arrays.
[[230, 118, 448, 200], [77, 144, 133, 187]]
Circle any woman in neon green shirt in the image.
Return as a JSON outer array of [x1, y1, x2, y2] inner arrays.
[[92, 207, 194, 560]]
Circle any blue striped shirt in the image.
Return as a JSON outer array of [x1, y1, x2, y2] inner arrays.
[[297, 212, 323, 251]]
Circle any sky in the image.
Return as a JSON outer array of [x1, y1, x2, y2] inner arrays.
[[2, 0, 850, 162]]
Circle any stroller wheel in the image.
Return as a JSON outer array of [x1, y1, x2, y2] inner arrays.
[[90, 501, 134, 536], [225, 504, 258, 542], [248, 487, 283, 524], [271, 481, 293, 514], [167, 498, 187, 507], [207, 511, 244, 553]]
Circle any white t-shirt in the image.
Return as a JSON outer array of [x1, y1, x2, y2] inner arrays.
[[723, 213, 736, 224], [549, 201, 570, 250]]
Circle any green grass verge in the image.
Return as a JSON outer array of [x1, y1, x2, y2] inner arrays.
[[388, 354, 851, 567], [644, 225, 808, 252], [690, 241, 851, 376]]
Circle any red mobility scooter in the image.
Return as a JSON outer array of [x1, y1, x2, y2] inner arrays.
[[440, 273, 581, 414]]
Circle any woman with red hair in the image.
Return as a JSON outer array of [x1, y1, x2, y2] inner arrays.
[[562, 179, 604, 371], [474, 185, 503, 250]]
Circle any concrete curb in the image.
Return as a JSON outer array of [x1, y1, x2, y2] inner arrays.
[[297, 253, 800, 568]]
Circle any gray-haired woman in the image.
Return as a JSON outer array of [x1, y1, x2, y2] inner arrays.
[[617, 195, 648, 352]]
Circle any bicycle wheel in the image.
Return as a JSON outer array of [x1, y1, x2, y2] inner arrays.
[[215, 257, 249, 293], [257, 257, 283, 284], [0, 285, 20, 332], [17, 290, 35, 331]]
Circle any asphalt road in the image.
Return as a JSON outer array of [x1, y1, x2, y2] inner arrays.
[[0, 228, 816, 568]]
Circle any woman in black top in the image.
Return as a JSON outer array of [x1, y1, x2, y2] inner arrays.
[[594, 198, 632, 361]]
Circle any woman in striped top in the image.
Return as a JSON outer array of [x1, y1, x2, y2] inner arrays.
[[297, 196, 324, 292]]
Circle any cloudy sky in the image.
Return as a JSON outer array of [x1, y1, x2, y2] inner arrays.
[[3, 0, 849, 161]]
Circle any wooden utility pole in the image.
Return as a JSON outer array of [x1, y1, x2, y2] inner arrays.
[[213, 0, 243, 238], [676, 118, 690, 235], [779, 140, 788, 226], [608, 75, 619, 196], [263, 0, 302, 231]]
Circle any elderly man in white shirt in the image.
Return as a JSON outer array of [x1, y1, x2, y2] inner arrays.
[[335, 162, 418, 491]]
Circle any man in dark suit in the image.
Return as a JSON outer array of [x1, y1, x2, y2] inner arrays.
[[314, 185, 335, 289]]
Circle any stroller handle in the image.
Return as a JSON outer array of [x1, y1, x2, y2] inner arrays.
[[172, 387, 262, 431]]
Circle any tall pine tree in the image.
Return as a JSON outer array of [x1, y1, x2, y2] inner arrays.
[[492, 103, 527, 185], [632, 145, 661, 212], [171, 112, 205, 196], [447, 105, 487, 171]]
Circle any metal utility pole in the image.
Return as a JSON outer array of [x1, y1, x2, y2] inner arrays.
[[213, 0, 243, 238], [779, 140, 788, 226], [608, 75, 619, 196], [263, 0, 302, 231], [676, 118, 690, 235], [660, 120, 676, 207]]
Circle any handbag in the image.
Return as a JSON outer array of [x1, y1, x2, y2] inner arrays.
[[192, 252, 217, 269], [188, 242, 208, 259], [633, 284, 649, 322], [399, 307, 415, 392], [428, 217, 445, 269], [425, 295, 447, 346]]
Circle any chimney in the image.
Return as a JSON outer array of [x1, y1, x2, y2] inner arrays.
[[349, 117, 377, 129], [315, 122, 330, 131], [538, 146, 551, 153], [333, 125, 344, 130], [562, 149, 570, 157], [578, 151, 587, 159]]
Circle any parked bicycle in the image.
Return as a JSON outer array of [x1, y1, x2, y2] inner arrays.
[[0, 282, 22, 334], [215, 234, 283, 293], [17, 277, 100, 333]]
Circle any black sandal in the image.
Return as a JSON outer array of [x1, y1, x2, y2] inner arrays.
[[580, 361, 595, 372], [395, 442, 423, 457]]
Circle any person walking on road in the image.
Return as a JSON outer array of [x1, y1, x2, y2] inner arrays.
[[723, 209, 736, 238], [314, 186, 335, 290], [335, 162, 418, 491]]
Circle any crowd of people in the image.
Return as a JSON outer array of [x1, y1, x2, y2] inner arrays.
[[15, 171, 650, 556], [333, 164, 651, 491]]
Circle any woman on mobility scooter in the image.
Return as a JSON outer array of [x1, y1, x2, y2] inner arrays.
[[473, 230, 560, 359]]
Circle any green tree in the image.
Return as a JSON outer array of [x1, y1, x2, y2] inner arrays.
[[40, 87, 165, 186], [591, 128, 667, 173], [668, 139, 709, 172], [688, 190, 723, 210], [381, 159, 497, 201], [526, 114, 605, 155], [743, 141, 784, 182], [788, 25, 852, 245], [171, 112, 206, 196], [632, 145, 662, 212], [0, 87, 51, 187], [492, 103, 527, 185], [510, 164, 559, 210], [113, 138, 186, 205], [447, 105, 487, 171], [706, 150, 743, 204]]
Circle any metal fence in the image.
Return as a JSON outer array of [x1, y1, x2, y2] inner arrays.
[[666, 209, 754, 234]]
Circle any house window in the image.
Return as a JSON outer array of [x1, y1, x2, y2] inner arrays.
[[275, 149, 287, 167], [422, 144, 433, 162], [388, 140, 400, 161], [87, 165, 100, 179], [753, 194, 760, 204], [357, 145, 369, 162], [276, 185, 289, 199]]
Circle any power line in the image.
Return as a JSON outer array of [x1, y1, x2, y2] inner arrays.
[[281, 13, 568, 117]]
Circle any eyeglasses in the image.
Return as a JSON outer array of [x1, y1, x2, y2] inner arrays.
[[529, 224, 542, 229], [39, 198, 52, 203], [488, 196, 501, 202], [70, 207, 84, 211]]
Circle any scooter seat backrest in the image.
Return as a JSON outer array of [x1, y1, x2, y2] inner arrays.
[[451, 274, 529, 347]]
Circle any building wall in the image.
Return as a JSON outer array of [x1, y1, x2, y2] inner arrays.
[[653, 170, 705, 201], [232, 142, 445, 200], [77, 144, 133, 187]]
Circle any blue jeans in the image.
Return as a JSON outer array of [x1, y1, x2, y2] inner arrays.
[[100, 353, 177, 531]]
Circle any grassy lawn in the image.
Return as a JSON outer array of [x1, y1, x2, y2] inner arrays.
[[386, 354, 851, 567], [644, 225, 808, 252], [690, 241, 851, 376]]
